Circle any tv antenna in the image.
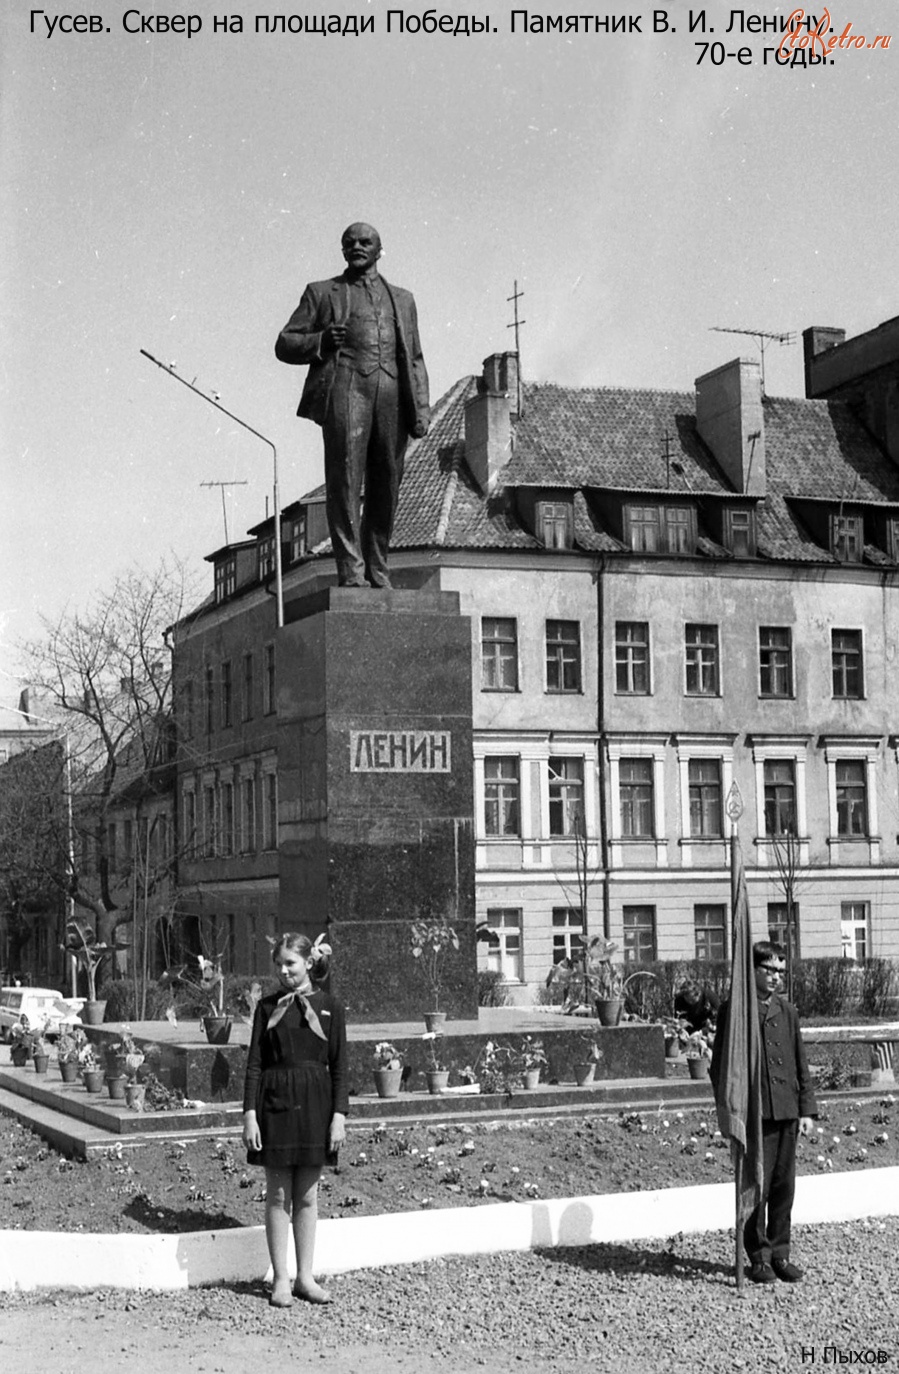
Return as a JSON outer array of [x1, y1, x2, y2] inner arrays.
[[709, 326, 796, 393], [200, 480, 248, 544], [506, 280, 525, 415]]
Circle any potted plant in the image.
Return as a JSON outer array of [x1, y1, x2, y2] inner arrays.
[[56, 1027, 86, 1083], [662, 1015, 690, 1059], [574, 1034, 603, 1086], [421, 1031, 450, 1094], [197, 954, 232, 1044], [372, 1042, 404, 1098], [685, 1028, 714, 1080], [545, 936, 624, 1023], [410, 916, 459, 1031], [78, 1043, 104, 1093], [31, 1025, 52, 1074], [9, 1016, 35, 1068], [518, 1036, 548, 1089], [63, 918, 112, 1026]]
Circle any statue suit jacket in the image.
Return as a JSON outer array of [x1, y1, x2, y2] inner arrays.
[[275, 273, 430, 435]]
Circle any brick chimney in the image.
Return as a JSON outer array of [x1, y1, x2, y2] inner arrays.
[[464, 353, 519, 495], [694, 357, 766, 497]]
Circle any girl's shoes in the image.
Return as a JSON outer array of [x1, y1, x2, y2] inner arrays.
[[294, 1279, 332, 1304]]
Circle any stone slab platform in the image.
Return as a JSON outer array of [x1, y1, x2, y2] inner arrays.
[[76, 1007, 666, 1101]]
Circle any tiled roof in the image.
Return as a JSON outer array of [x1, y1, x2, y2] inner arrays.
[[763, 395, 899, 503]]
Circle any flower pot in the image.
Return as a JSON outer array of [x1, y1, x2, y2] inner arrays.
[[82, 1068, 104, 1093], [373, 1068, 403, 1099], [595, 998, 622, 1028], [105, 1074, 126, 1100], [105, 1053, 128, 1078], [523, 1068, 541, 1090], [426, 1069, 450, 1095], [59, 1060, 79, 1083], [665, 1036, 683, 1059], [688, 1056, 710, 1080], [573, 1062, 596, 1087], [203, 1015, 232, 1045], [423, 1011, 447, 1033], [10, 1045, 29, 1068], [79, 1000, 107, 1027], [32, 1053, 50, 1074], [125, 1082, 146, 1111]]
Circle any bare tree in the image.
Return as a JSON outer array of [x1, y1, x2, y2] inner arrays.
[[770, 829, 807, 1001], [17, 559, 197, 960], [0, 741, 67, 975]]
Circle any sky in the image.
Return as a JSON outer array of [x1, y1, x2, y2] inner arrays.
[[2, 0, 898, 700]]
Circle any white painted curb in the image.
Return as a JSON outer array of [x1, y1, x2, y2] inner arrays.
[[1, 1167, 897, 1293]]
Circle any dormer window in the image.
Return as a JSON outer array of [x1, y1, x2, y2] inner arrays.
[[724, 507, 756, 557], [289, 511, 308, 563], [257, 536, 275, 581], [214, 556, 236, 604], [537, 500, 573, 550], [831, 513, 862, 562], [625, 503, 696, 554]]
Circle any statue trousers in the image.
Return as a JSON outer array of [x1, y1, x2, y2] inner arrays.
[[322, 365, 408, 587]]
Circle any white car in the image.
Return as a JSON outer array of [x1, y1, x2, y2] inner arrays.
[[0, 987, 84, 1041]]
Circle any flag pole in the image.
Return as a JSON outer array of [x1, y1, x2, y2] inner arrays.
[[726, 783, 746, 1295]]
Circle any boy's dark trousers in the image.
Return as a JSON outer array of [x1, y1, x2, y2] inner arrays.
[[744, 1119, 798, 1264]]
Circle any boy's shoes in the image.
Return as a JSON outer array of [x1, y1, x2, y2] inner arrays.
[[749, 1261, 777, 1283], [772, 1258, 804, 1282]]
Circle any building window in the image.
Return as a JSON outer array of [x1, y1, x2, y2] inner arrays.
[[694, 904, 727, 961], [484, 757, 520, 837], [759, 627, 793, 697], [484, 908, 523, 981], [289, 511, 307, 562], [241, 776, 257, 853], [220, 782, 235, 857], [665, 506, 692, 553], [836, 760, 868, 836], [832, 629, 863, 699], [615, 622, 650, 694], [548, 757, 584, 836], [688, 759, 722, 837], [627, 505, 659, 552], [552, 907, 583, 964], [768, 902, 800, 960], [831, 513, 862, 562], [205, 667, 214, 734], [840, 902, 868, 960], [546, 620, 581, 693], [263, 643, 275, 715], [221, 661, 232, 729], [182, 789, 196, 859], [262, 772, 278, 851], [214, 557, 236, 604], [619, 758, 654, 838], [764, 760, 796, 836], [243, 653, 254, 723], [685, 624, 719, 695], [537, 501, 573, 549], [257, 536, 275, 582], [725, 507, 755, 557], [481, 618, 518, 692], [203, 784, 216, 857], [622, 905, 656, 963]]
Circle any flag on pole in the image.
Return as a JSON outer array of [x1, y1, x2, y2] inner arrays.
[[711, 838, 764, 1223]]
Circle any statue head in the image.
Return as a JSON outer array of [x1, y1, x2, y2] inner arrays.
[[341, 222, 381, 275]]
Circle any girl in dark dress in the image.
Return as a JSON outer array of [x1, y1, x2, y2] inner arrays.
[[242, 933, 348, 1308]]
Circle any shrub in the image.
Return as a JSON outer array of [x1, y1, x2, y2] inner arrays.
[[478, 970, 511, 1007], [98, 977, 177, 1023], [791, 958, 861, 1018], [859, 958, 899, 1018]]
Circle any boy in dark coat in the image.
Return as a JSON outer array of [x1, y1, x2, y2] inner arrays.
[[711, 941, 817, 1283]]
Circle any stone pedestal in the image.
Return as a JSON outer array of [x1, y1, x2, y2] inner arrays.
[[277, 587, 477, 1022]]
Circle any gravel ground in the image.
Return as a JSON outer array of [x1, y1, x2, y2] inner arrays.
[[1, 1218, 897, 1373]]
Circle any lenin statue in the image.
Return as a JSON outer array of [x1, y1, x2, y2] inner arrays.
[[275, 223, 430, 588]]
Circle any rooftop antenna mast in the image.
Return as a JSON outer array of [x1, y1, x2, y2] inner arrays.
[[506, 280, 525, 416], [200, 479, 248, 544], [709, 326, 796, 394], [141, 349, 284, 627]]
